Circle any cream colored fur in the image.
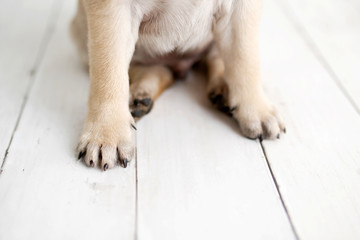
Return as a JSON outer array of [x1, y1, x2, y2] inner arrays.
[[72, 0, 285, 170]]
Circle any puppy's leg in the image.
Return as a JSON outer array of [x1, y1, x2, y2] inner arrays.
[[129, 64, 174, 120], [205, 46, 234, 116], [213, 0, 285, 139], [77, 1, 140, 170]]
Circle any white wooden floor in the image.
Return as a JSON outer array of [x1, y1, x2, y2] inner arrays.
[[1, 0, 360, 239]]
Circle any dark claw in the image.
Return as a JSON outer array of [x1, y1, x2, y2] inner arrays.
[[209, 94, 222, 105], [227, 106, 238, 117], [89, 160, 94, 168], [103, 163, 108, 171], [219, 106, 230, 114], [134, 99, 139, 106], [131, 123, 137, 130], [78, 151, 86, 159], [283, 128, 287, 133], [277, 134, 280, 139], [230, 106, 238, 112], [123, 159, 128, 168], [140, 98, 151, 106], [209, 92, 234, 117], [258, 134, 264, 142], [131, 109, 145, 118]]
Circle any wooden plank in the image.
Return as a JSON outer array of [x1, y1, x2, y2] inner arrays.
[[260, 1, 360, 239], [0, 0, 136, 239], [136, 73, 296, 239], [277, 0, 360, 110], [0, 0, 57, 166]]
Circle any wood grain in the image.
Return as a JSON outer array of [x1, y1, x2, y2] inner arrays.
[[1, 0, 360, 239], [277, 0, 360, 111], [0, 1, 136, 239], [261, 1, 360, 239], [0, 0, 57, 167], [136, 73, 295, 240]]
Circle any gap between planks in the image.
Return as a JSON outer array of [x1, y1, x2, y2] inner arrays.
[[261, 0, 360, 239], [260, 141, 300, 240], [275, 0, 360, 116], [0, 0, 63, 176], [260, 1, 360, 238], [135, 132, 139, 240], [0, 1, 329, 239]]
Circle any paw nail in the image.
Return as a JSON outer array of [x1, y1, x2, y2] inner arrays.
[[123, 159, 128, 168], [89, 160, 94, 167], [283, 128, 287, 133], [209, 92, 222, 104], [259, 134, 263, 142], [277, 134, 280, 139], [103, 163, 108, 171], [220, 106, 230, 113], [230, 106, 238, 112], [78, 151, 85, 159], [131, 123, 137, 130], [140, 98, 151, 106]]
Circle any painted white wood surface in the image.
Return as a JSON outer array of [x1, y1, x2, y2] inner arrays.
[[277, 0, 360, 109], [136, 73, 295, 240], [0, 1, 136, 239], [260, 1, 360, 239], [1, 0, 360, 239], [0, 0, 56, 166]]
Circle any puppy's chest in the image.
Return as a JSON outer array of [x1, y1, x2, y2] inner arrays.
[[135, 1, 215, 57]]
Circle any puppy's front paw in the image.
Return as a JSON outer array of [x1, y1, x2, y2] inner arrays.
[[77, 114, 135, 170], [232, 98, 285, 140]]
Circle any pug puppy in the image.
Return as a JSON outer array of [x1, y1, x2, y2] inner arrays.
[[71, 0, 285, 170]]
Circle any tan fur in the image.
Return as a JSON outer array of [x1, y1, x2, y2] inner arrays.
[[205, 46, 225, 93], [129, 64, 174, 100], [72, 0, 285, 170], [129, 64, 174, 120]]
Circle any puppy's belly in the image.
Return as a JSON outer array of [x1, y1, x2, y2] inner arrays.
[[131, 0, 215, 78], [132, 42, 212, 78]]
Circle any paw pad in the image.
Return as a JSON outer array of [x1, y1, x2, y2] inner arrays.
[[130, 97, 153, 119]]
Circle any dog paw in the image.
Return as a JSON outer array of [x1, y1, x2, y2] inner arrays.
[[130, 91, 153, 120], [232, 98, 285, 140], [208, 81, 236, 116], [77, 116, 135, 170]]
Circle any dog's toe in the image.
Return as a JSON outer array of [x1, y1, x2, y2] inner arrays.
[[130, 92, 154, 120], [232, 100, 285, 140], [208, 82, 235, 116], [77, 143, 134, 170], [79, 143, 100, 168], [77, 116, 135, 170]]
